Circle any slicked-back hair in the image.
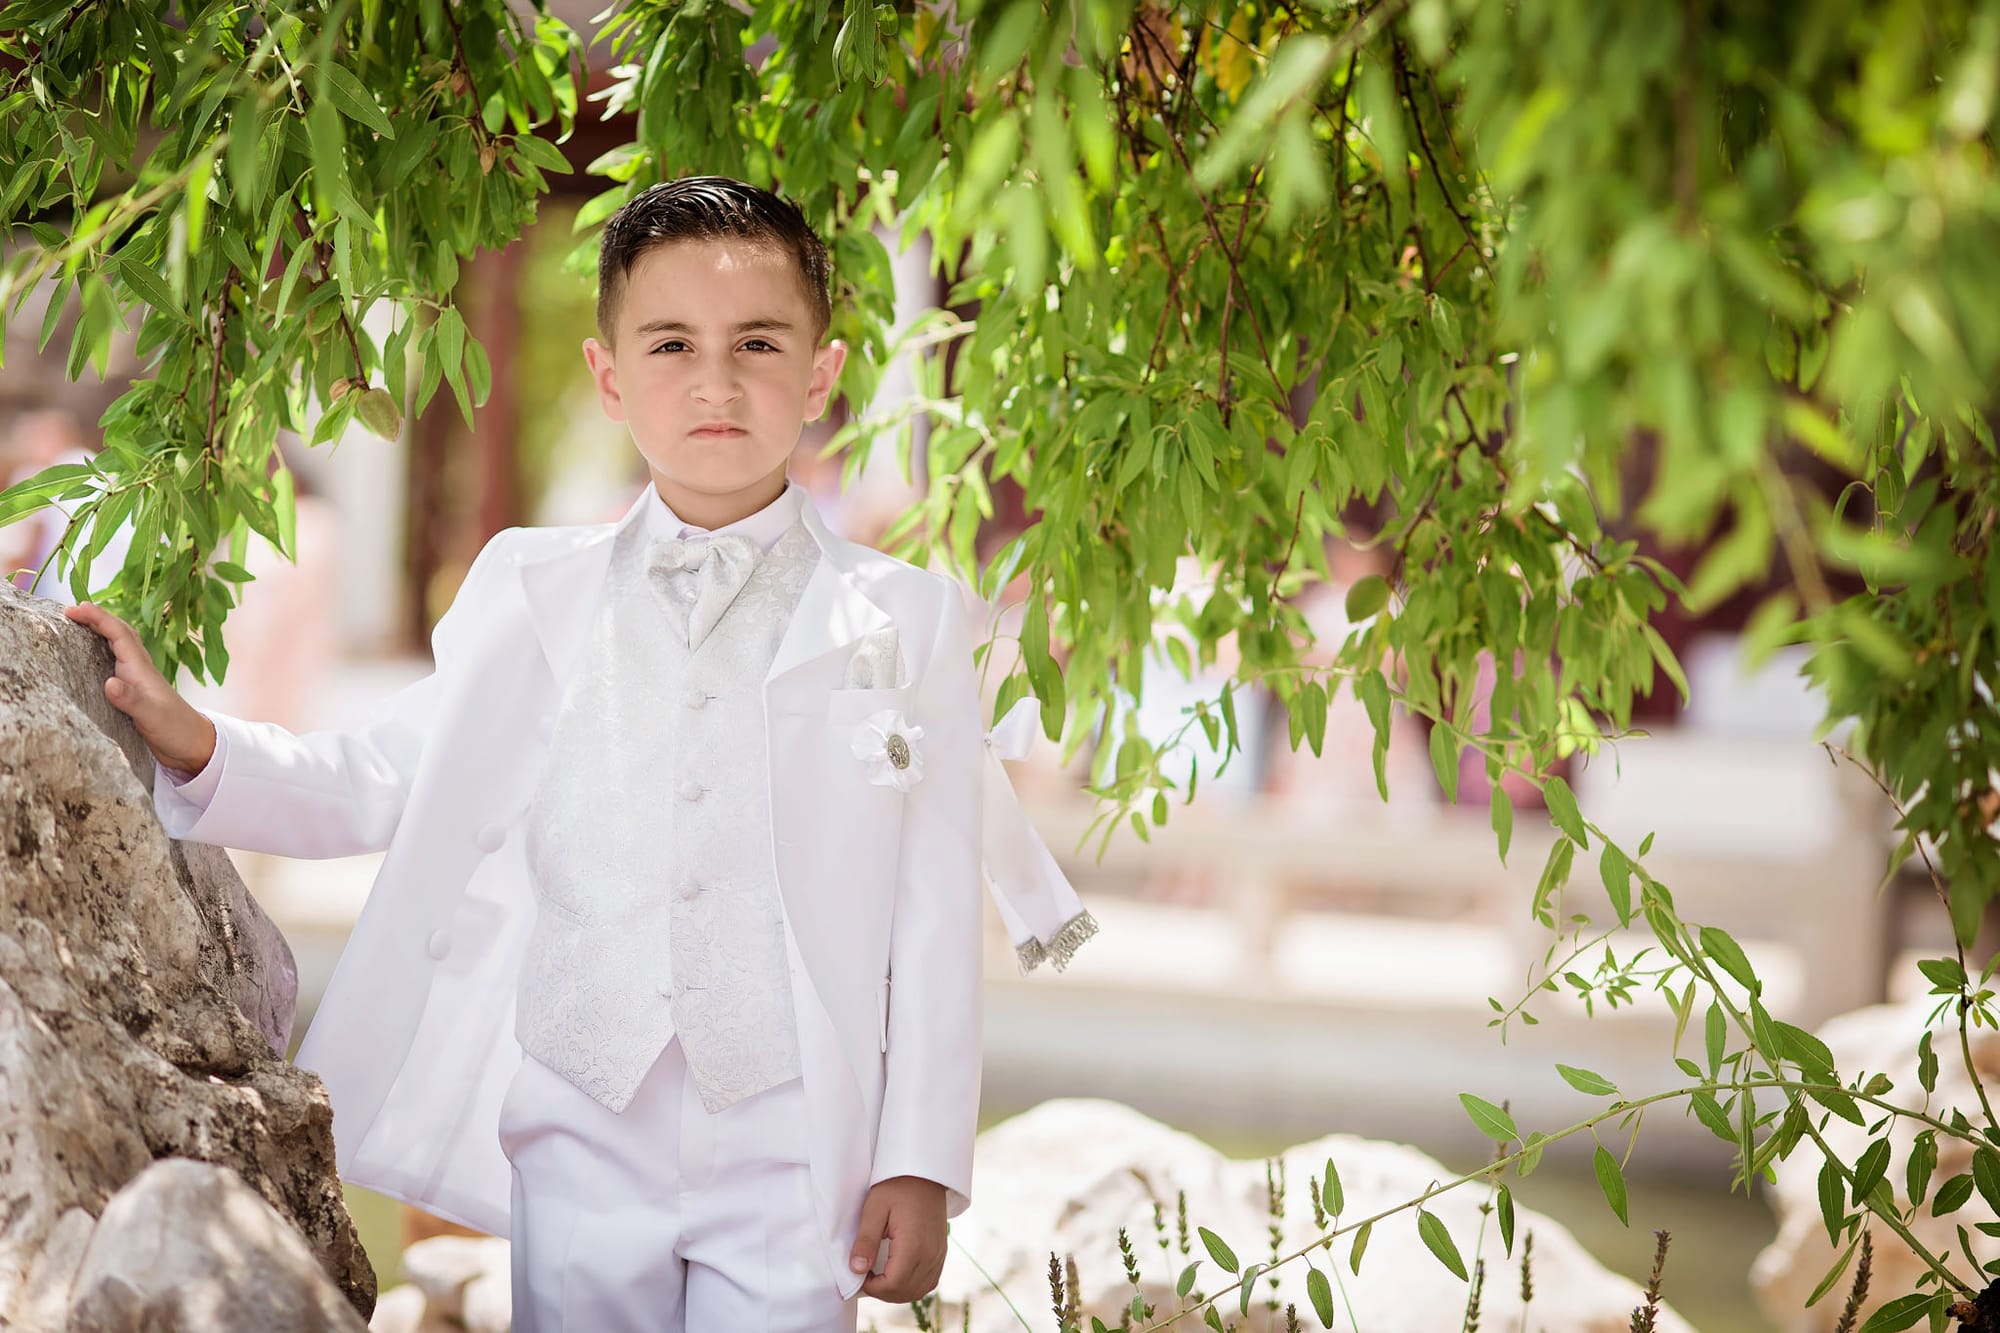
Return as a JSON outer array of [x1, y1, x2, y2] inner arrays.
[[594, 175, 833, 346]]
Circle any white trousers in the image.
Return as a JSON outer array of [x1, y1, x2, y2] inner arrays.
[[497, 1038, 859, 1333]]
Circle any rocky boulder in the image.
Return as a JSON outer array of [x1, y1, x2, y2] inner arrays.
[[0, 584, 373, 1323], [1754, 996, 2000, 1329], [862, 1098, 1691, 1333], [67, 1158, 367, 1331]]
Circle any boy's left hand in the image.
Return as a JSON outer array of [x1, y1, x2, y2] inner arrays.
[[849, 1175, 948, 1302]]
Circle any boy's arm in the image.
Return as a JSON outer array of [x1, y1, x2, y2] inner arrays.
[[73, 531, 509, 859], [867, 581, 986, 1214]]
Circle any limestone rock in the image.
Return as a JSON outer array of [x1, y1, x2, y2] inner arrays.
[[0, 584, 372, 1321], [66, 1158, 367, 1331], [1753, 998, 1999, 1328], [373, 1235, 512, 1333], [875, 1099, 1686, 1333]]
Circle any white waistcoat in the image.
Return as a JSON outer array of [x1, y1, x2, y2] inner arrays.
[[516, 515, 820, 1113]]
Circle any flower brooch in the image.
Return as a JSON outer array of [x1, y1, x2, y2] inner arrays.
[[850, 709, 926, 792]]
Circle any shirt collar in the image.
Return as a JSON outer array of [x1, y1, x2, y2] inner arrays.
[[643, 477, 804, 554]]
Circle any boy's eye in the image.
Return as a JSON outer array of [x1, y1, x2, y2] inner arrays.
[[649, 339, 782, 354]]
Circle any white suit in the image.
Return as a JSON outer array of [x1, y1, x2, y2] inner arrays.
[[154, 482, 997, 1303]]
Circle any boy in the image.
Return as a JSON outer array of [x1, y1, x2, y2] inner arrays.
[[67, 176, 1052, 1332]]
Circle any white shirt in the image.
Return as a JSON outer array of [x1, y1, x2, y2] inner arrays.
[[645, 477, 805, 554]]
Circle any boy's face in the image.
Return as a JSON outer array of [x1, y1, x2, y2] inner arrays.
[[582, 238, 846, 514]]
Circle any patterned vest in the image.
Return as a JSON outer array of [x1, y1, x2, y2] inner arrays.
[[517, 514, 820, 1113]]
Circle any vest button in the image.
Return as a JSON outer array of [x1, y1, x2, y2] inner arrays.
[[677, 779, 704, 802], [425, 928, 452, 961], [683, 686, 708, 709], [476, 822, 506, 853], [679, 880, 702, 902]]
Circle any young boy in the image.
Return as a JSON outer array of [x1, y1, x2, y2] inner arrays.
[[66, 176, 1059, 1332]]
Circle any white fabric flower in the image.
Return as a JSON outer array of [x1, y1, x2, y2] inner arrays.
[[850, 708, 926, 792]]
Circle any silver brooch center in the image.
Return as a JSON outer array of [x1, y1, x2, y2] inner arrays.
[[885, 734, 911, 770]]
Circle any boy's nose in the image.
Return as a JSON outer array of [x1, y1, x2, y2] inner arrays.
[[691, 371, 743, 402]]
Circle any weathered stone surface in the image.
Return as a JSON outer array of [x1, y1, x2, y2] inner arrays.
[[67, 1158, 367, 1331], [1754, 997, 2000, 1329], [869, 1099, 1692, 1333], [0, 583, 372, 1321]]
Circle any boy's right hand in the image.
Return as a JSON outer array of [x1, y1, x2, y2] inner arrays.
[[63, 602, 216, 776]]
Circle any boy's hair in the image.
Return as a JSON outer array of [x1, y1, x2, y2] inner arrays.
[[594, 176, 833, 346]]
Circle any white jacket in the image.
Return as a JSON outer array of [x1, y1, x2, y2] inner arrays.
[[155, 486, 988, 1299]]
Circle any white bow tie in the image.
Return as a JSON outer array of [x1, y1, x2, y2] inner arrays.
[[645, 531, 759, 651]]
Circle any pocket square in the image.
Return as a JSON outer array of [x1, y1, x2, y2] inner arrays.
[[843, 628, 908, 689]]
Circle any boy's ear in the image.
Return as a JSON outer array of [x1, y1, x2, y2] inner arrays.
[[804, 339, 848, 423], [582, 337, 626, 423]]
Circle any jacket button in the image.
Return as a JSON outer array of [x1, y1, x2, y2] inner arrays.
[[476, 822, 506, 853], [677, 779, 703, 802], [425, 928, 452, 961], [683, 686, 708, 709], [678, 879, 702, 902]]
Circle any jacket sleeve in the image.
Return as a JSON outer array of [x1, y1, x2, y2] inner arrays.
[[868, 579, 985, 1217], [150, 531, 511, 858]]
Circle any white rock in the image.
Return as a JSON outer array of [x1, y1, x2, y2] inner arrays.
[[866, 1099, 1689, 1333], [65, 1158, 367, 1331], [366, 1284, 429, 1333], [1753, 998, 2000, 1329], [400, 1234, 511, 1320], [374, 1234, 513, 1332]]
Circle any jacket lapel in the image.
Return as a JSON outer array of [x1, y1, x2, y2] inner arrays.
[[515, 480, 894, 699], [768, 491, 894, 687]]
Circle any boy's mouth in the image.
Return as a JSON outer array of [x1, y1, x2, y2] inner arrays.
[[690, 423, 748, 437]]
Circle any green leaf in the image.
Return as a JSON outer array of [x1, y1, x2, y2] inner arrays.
[[1556, 1064, 1618, 1097], [1305, 1265, 1334, 1328], [1236, 1263, 1264, 1316], [1803, 1238, 1859, 1308], [1490, 784, 1513, 865], [1347, 1220, 1370, 1274], [1918, 957, 1968, 992], [1496, 1185, 1516, 1257], [1592, 1144, 1629, 1225], [1851, 1139, 1892, 1204], [1705, 1000, 1727, 1075], [1919, 1031, 1939, 1093], [1816, 1156, 1846, 1246], [1458, 1093, 1517, 1142], [1415, 1211, 1467, 1281], [1932, 1171, 1975, 1217], [1321, 1159, 1343, 1216], [1974, 1146, 2000, 1214], [1176, 1262, 1199, 1298], [1344, 573, 1389, 621], [1598, 842, 1632, 924], [1197, 1226, 1238, 1274], [318, 59, 396, 139], [1858, 1292, 1934, 1331], [513, 133, 574, 174], [1699, 925, 1759, 994], [1428, 722, 1460, 803], [1543, 776, 1587, 847], [1908, 1131, 1939, 1207]]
